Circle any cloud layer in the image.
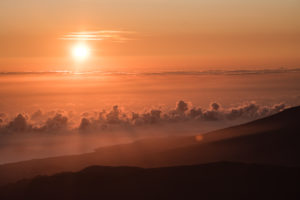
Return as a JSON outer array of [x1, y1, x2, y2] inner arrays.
[[0, 100, 287, 135], [1, 68, 300, 77]]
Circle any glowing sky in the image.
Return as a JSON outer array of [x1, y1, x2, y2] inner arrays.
[[0, 0, 299, 71]]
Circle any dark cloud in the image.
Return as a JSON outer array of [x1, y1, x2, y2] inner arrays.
[[188, 107, 203, 119], [210, 102, 220, 111], [5, 114, 31, 133], [30, 110, 43, 121], [39, 114, 68, 132], [137, 109, 162, 125], [176, 101, 188, 114], [106, 105, 122, 124], [225, 102, 285, 120], [79, 118, 91, 131]]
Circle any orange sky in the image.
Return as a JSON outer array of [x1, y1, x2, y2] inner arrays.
[[0, 0, 299, 71]]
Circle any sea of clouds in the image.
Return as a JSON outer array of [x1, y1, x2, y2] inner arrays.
[[0, 100, 286, 135]]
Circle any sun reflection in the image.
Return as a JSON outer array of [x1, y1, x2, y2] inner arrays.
[[195, 135, 204, 142]]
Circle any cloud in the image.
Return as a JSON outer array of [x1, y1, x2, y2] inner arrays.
[[176, 100, 189, 114], [36, 114, 69, 132], [1, 68, 300, 77], [79, 118, 91, 131], [30, 110, 43, 121], [210, 102, 220, 111], [0, 113, 7, 124], [225, 102, 285, 120], [4, 114, 31, 133], [0, 113, 6, 118], [59, 30, 135, 42], [140, 68, 300, 76], [188, 107, 203, 119], [0, 100, 288, 134], [75, 100, 287, 133]]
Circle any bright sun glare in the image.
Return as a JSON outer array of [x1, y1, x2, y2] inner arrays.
[[72, 44, 90, 61]]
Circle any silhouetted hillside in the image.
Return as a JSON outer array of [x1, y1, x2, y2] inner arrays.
[[198, 105, 300, 142], [156, 106, 300, 166], [0, 106, 299, 186], [0, 162, 299, 200]]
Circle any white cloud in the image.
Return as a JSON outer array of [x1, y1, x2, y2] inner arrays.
[[59, 30, 135, 42]]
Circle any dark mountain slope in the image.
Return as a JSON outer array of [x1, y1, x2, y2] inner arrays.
[[198, 105, 300, 143], [0, 162, 299, 200], [153, 106, 300, 166], [156, 124, 300, 166]]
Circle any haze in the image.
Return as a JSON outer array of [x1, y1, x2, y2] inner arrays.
[[0, 0, 299, 71]]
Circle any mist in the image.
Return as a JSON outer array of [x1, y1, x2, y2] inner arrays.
[[0, 99, 289, 164]]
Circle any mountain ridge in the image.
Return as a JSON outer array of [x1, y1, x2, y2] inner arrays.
[[1, 162, 299, 200]]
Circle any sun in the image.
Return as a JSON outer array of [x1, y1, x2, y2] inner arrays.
[[72, 44, 90, 61]]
